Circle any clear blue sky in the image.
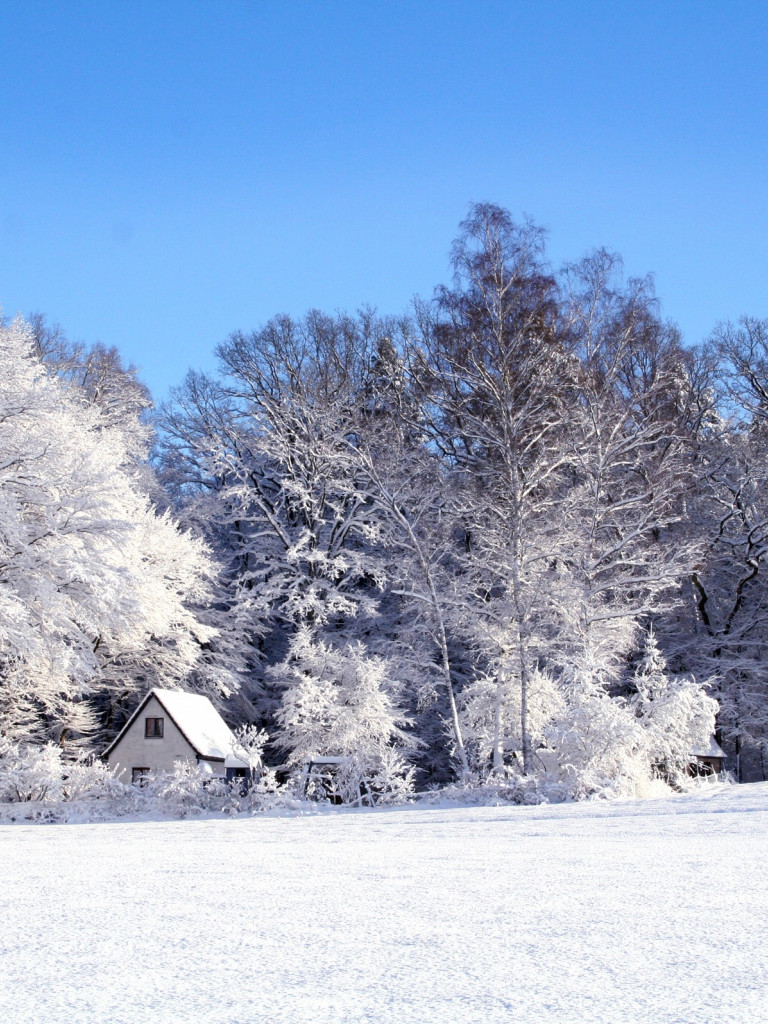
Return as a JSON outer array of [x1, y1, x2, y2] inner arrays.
[[1, 0, 766, 402]]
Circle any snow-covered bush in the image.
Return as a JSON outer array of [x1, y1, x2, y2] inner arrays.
[[0, 738, 124, 804], [0, 740, 68, 803], [0, 743, 296, 822], [548, 690, 652, 799], [353, 747, 416, 805], [542, 633, 718, 798], [420, 768, 550, 806], [298, 748, 416, 806], [135, 761, 289, 817], [231, 723, 270, 771], [461, 666, 564, 775]]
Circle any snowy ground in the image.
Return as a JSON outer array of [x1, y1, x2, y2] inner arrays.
[[1, 783, 766, 1024]]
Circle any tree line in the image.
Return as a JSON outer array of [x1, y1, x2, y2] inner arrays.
[[2, 203, 767, 796]]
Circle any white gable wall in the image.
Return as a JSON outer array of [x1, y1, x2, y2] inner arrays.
[[106, 694, 223, 782]]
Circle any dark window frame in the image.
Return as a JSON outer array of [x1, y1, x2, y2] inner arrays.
[[132, 767, 151, 786], [145, 717, 164, 738]]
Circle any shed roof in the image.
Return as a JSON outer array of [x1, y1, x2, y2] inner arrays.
[[103, 688, 246, 765], [691, 735, 726, 759]]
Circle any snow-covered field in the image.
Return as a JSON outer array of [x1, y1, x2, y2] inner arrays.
[[1, 783, 766, 1024]]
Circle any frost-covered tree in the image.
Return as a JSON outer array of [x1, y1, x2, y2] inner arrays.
[[272, 628, 414, 798], [534, 253, 705, 789], [677, 318, 768, 779], [351, 417, 471, 776], [420, 204, 576, 774], [158, 311, 405, 754], [555, 252, 700, 653], [27, 312, 154, 467], [630, 629, 717, 781], [146, 206, 766, 796], [214, 312, 388, 628], [0, 316, 214, 748], [155, 370, 267, 722]]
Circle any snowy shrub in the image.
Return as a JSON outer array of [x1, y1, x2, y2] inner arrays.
[[461, 666, 564, 775], [357, 747, 417, 805], [131, 761, 291, 818], [230, 725, 283, 796], [0, 739, 295, 822], [0, 740, 69, 803], [547, 686, 653, 800], [421, 769, 550, 806], [140, 763, 230, 816], [232, 724, 270, 769], [0, 738, 125, 805], [60, 758, 129, 802], [299, 748, 416, 806], [539, 625, 718, 800]]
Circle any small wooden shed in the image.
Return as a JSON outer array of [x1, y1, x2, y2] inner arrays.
[[690, 735, 727, 777], [103, 688, 248, 784]]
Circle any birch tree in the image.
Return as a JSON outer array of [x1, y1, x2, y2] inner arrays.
[[419, 203, 575, 775], [544, 253, 704, 783], [352, 401, 471, 776]]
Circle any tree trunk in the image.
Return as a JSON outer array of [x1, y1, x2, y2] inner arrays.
[[492, 666, 505, 773]]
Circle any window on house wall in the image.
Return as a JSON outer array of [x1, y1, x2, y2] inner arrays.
[[145, 717, 164, 738], [132, 767, 151, 786]]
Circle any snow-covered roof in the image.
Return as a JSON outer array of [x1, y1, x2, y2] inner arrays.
[[103, 688, 241, 762], [691, 735, 726, 759], [224, 752, 249, 769], [151, 689, 238, 760]]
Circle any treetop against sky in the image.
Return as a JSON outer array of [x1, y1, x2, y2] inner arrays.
[[1, 0, 766, 401]]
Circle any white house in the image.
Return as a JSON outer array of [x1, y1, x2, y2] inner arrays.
[[103, 688, 248, 784]]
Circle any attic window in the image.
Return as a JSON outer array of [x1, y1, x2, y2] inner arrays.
[[145, 717, 164, 738]]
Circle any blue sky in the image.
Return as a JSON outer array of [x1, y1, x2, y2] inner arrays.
[[1, 0, 766, 401]]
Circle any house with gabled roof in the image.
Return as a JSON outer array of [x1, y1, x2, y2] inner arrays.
[[103, 688, 248, 785]]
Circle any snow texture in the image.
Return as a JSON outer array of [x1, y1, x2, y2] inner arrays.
[[1, 782, 766, 1024]]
